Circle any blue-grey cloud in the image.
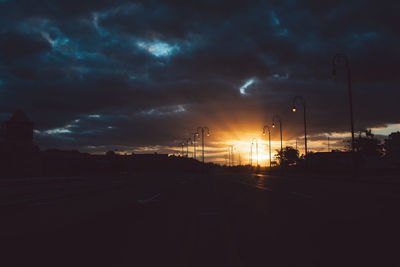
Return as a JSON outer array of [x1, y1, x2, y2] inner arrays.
[[0, 0, 399, 152]]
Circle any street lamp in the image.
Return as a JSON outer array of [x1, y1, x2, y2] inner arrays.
[[263, 125, 272, 170], [192, 133, 198, 160], [180, 142, 185, 157], [292, 96, 308, 161], [228, 145, 235, 166], [249, 143, 252, 166], [196, 127, 210, 163], [185, 138, 191, 157], [272, 114, 283, 172], [251, 138, 259, 167], [332, 53, 356, 176]]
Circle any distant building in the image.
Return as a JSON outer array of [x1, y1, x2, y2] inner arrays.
[[0, 110, 41, 177], [3, 109, 36, 152]]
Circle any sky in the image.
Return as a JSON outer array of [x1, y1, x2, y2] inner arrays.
[[0, 0, 399, 164]]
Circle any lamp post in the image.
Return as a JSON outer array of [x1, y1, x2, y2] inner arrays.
[[332, 53, 356, 176], [263, 125, 272, 170], [249, 143, 252, 166], [192, 133, 197, 160], [227, 147, 231, 166], [197, 127, 210, 163], [292, 95, 308, 162], [228, 145, 235, 166], [185, 138, 191, 157], [251, 138, 258, 167], [180, 142, 185, 157], [272, 115, 283, 172]]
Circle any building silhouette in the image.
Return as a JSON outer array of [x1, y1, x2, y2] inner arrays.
[[0, 110, 203, 178], [3, 109, 35, 152]]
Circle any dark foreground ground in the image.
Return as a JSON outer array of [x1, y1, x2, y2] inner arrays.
[[1, 171, 399, 267]]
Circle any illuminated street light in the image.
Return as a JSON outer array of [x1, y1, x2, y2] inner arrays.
[[196, 127, 210, 163], [263, 125, 272, 170], [272, 114, 283, 173], [292, 96, 308, 162], [332, 53, 356, 176]]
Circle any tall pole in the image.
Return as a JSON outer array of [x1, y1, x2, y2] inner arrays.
[[268, 130, 271, 169], [279, 121, 283, 173], [332, 53, 356, 176], [293, 96, 308, 167], [328, 137, 330, 152], [228, 147, 231, 166], [304, 104, 307, 156], [250, 143, 253, 166], [197, 127, 210, 164], [280, 121, 283, 153], [256, 141, 259, 167], [273, 115, 283, 174], [186, 139, 190, 157], [232, 147, 234, 166], [202, 128, 205, 163], [192, 133, 197, 160], [251, 138, 258, 167], [264, 126, 272, 170]]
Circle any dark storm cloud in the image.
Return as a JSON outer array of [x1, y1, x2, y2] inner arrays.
[[0, 0, 399, 152]]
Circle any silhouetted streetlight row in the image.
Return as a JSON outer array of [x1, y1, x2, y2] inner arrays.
[[174, 54, 356, 171], [259, 53, 356, 176], [179, 127, 211, 163]]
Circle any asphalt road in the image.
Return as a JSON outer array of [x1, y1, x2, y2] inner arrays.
[[1, 172, 399, 267]]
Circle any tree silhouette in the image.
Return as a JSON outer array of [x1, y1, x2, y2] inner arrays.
[[346, 129, 382, 158], [275, 146, 299, 166], [384, 131, 400, 163]]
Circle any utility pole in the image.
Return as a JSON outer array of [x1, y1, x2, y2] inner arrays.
[[196, 127, 210, 163], [192, 133, 197, 159], [250, 143, 253, 166], [263, 126, 272, 170], [332, 53, 357, 177], [328, 137, 330, 152]]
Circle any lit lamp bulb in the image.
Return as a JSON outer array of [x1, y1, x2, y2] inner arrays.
[[272, 123, 275, 128], [292, 106, 296, 112], [262, 132, 265, 136], [207, 133, 210, 137]]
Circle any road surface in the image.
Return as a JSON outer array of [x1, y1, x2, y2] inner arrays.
[[1, 172, 399, 266]]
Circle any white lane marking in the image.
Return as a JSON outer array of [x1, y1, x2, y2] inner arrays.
[[291, 192, 313, 199], [137, 193, 161, 204]]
